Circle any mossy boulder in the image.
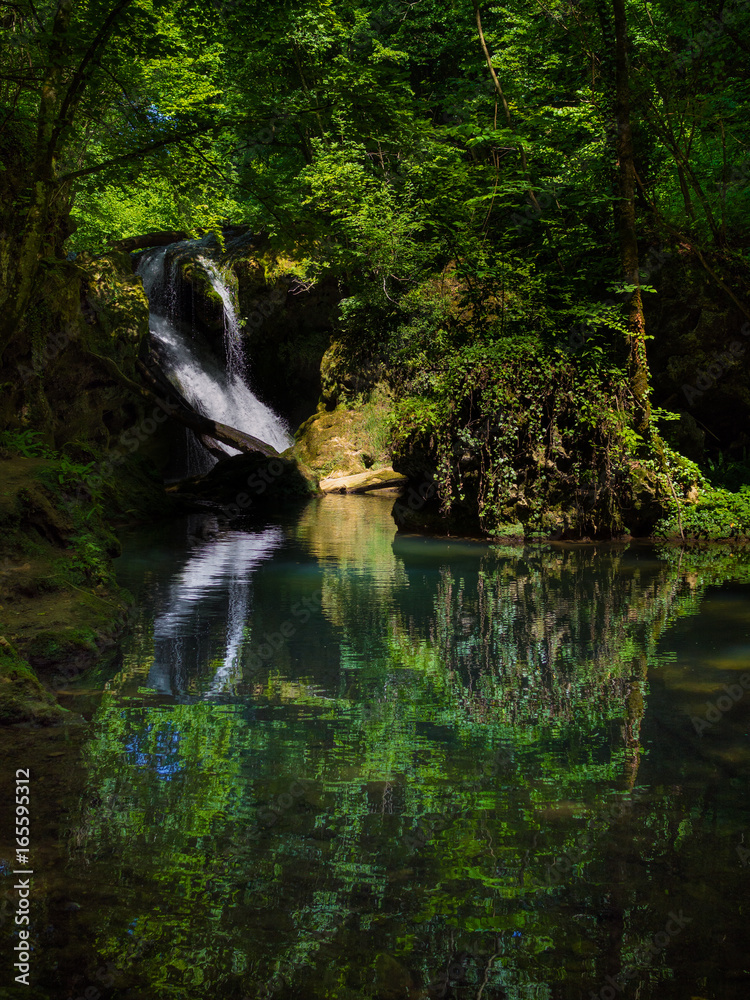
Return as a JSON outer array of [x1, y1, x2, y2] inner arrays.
[[389, 344, 675, 540], [0, 637, 72, 726], [292, 390, 394, 482], [0, 455, 130, 723], [1, 251, 150, 454]]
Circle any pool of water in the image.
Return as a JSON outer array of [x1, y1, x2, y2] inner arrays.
[[2, 495, 750, 999]]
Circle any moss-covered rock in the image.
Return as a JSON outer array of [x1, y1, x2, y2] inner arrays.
[[292, 390, 394, 482], [0, 636, 72, 726], [1, 252, 150, 455], [389, 344, 679, 540]]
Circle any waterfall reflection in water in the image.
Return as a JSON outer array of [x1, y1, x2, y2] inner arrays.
[[9, 498, 750, 1000], [147, 523, 284, 699]]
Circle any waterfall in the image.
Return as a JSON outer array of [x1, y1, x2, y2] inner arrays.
[[198, 256, 244, 378], [136, 244, 292, 476]]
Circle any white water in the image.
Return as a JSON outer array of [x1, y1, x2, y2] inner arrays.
[[147, 523, 284, 698], [198, 255, 244, 377], [137, 246, 292, 473]]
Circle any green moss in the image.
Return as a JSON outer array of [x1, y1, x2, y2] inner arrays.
[[0, 454, 129, 722], [293, 388, 394, 479], [388, 342, 658, 538], [0, 638, 70, 726], [25, 626, 99, 662]]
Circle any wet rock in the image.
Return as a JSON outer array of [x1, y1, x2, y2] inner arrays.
[[168, 451, 317, 512]]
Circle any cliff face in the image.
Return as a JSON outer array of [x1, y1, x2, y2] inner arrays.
[[1, 252, 149, 450], [143, 237, 340, 433]]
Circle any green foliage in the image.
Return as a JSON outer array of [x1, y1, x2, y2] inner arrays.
[[704, 450, 750, 493], [389, 340, 644, 537], [64, 529, 117, 587], [0, 430, 54, 458], [656, 486, 750, 541], [3, 0, 750, 539]]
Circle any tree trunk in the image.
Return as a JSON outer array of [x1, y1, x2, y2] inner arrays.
[[472, 0, 541, 213], [612, 0, 650, 434]]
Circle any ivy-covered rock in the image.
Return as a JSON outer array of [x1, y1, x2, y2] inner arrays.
[[390, 343, 676, 539]]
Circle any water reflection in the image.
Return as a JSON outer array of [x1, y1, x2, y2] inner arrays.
[[10, 498, 750, 1000], [145, 518, 284, 698]]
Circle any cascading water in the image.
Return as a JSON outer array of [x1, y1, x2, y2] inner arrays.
[[137, 244, 292, 476], [198, 255, 245, 378]]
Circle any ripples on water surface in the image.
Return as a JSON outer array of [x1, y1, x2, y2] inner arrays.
[[1, 495, 749, 999]]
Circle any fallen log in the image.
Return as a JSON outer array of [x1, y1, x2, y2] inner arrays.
[[319, 468, 408, 493], [108, 231, 189, 253]]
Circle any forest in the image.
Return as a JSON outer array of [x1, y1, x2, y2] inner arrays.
[[1, 1, 750, 999]]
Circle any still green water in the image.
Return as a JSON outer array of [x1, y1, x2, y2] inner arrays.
[[2, 495, 750, 999]]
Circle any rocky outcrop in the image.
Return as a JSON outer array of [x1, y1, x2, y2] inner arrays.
[[389, 346, 675, 540], [292, 396, 393, 482], [1, 251, 150, 453], [0, 251, 173, 724], [166, 451, 316, 513], [233, 258, 339, 429]]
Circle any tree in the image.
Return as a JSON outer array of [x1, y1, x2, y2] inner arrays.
[[0, 0, 242, 361], [612, 0, 650, 433]]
